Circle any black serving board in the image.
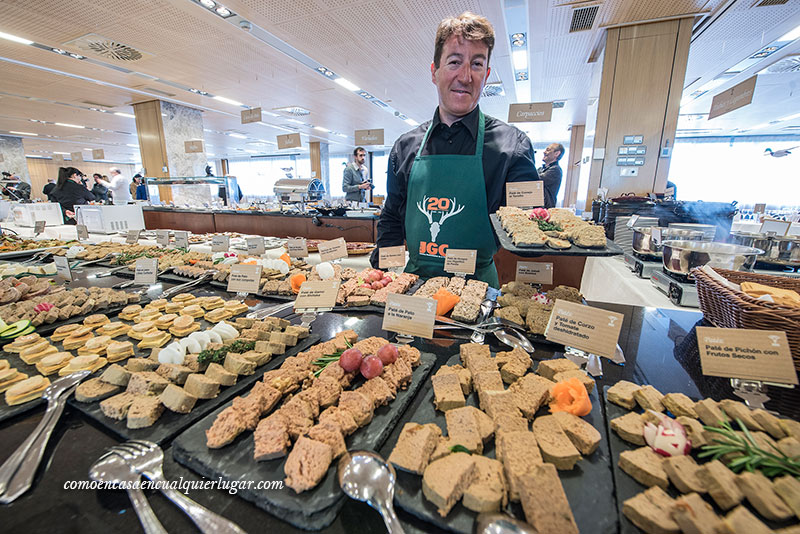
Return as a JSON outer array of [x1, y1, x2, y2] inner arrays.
[[69, 331, 319, 445], [602, 387, 799, 533], [0, 295, 151, 424], [172, 352, 436, 531], [93, 262, 207, 287], [379, 354, 617, 534], [490, 214, 623, 257]]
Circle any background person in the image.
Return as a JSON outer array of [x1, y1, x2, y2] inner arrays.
[[42, 179, 56, 201], [342, 147, 372, 202], [539, 142, 564, 208], [102, 167, 131, 205], [91, 173, 109, 202], [51, 167, 95, 224]]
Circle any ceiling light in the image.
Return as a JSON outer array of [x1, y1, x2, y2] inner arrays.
[[114, 112, 136, 118], [52, 48, 67, 54], [216, 6, 232, 17], [53, 152, 69, 155], [199, 0, 215, 7], [228, 133, 247, 139], [313, 126, 330, 132], [26, 155, 45, 158], [0, 31, 33, 45], [9, 131, 37, 136], [213, 95, 244, 106], [512, 33, 525, 41], [286, 118, 304, 124], [778, 112, 800, 122], [512, 49, 528, 71], [69, 53, 85, 59], [55, 123, 84, 128], [404, 118, 419, 126], [778, 24, 800, 43], [126, 143, 139, 147], [336, 133, 348, 138], [334, 78, 360, 92]]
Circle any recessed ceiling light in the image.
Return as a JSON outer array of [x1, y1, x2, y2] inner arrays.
[[55, 123, 84, 128], [199, 0, 215, 7], [9, 131, 37, 136], [334, 78, 360, 92], [213, 95, 243, 106], [69, 53, 85, 59], [0, 31, 33, 45], [114, 112, 136, 118], [216, 6, 232, 17], [313, 126, 330, 132], [52, 48, 68, 54], [228, 133, 247, 139]]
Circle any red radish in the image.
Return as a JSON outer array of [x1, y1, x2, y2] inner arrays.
[[338, 348, 363, 372], [642, 410, 691, 457], [371, 281, 383, 290], [361, 283, 372, 289], [360, 355, 383, 379], [376, 344, 398, 365], [380, 277, 392, 285]]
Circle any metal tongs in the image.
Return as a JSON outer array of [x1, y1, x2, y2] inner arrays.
[[159, 270, 214, 300], [0, 370, 91, 503], [95, 265, 132, 278], [247, 301, 295, 320], [20, 251, 55, 265]]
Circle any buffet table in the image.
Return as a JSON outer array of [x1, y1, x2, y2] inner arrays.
[[142, 207, 379, 243], [1, 263, 796, 534]]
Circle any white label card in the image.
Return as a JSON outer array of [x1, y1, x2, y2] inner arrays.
[[212, 235, 230, 252], [444, 249, 477, 275], [134, 258, 158, 285], [246, 237, 265, 255], [126, 229, 141, 244], [379, 246, 406, 269], [697, 327, 797, 385], [505, 181, 544, 208], [287, 238, 309, 258], [156, 230, 170, 247], [34, 220, 46, 235], [651, 228, 662, 246], [544, 299, 624, 359], [294, 280, 340, 310], [175, 231, 189, 249], [382, 293, 436, 339], [227, 264, 262, 294], [515, 261, 553, 284], [53, 256, 72, 281], [626, 215, 640, 228], [760, 219, 791, 236], [318, 238, 348, 262], [76, 224, 89, 241]]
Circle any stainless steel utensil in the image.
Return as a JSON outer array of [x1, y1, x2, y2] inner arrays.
[[247, 301, 294, 319], [337, 451, 404, 534], [111, 440, 247, 534], [661, 240, 764, 276], [89, 453, 167, 534], [159, 271, 214, 300], [95, 265, 131, 277], [436, 316, 499, 333], [0, 370, 91, 503], [481, 318, 535, 354], [631, 226, 705, 259], [730, 232, 800, 267], [470, 299, 496, 344], [476, 512, 536, 534], [73, 252, 118, 268]]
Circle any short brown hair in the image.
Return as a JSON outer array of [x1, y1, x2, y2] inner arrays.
[[433, 12, 495, 68]]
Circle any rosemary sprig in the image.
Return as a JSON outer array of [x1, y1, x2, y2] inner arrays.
[[312, 338, 353, 377], [698, 417, 800, 478], [449, 444, 472, 454]]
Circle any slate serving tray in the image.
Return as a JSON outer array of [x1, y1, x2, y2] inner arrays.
[[379, 354, 617, 534], [0, 296, 151, 424], [68, 332, 320, 446], [172, 352, 436, 531], [602, 387, 799, 533], [490, 214, 624, 257]]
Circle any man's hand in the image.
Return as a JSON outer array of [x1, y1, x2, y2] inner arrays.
[[358, 183, 371, 190]]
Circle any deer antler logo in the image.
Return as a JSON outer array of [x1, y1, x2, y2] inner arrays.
[[416, 196, 465, 242]]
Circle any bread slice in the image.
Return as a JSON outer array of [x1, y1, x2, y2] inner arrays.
[[671, 492, 723, 534], [462, 456, 506, 513], [619, 446, 668, 489], [718, 400, 763, 432], [388, 422, 442, 474], [780, 418, 800, 439], [422, 452, 477, 517], [532, 415, 581, 469], [633, 385, 665, 412], [663, 455, 706, 494], [518, 463, 579, 534], [611, 411, 646, 445], [508, 373, 553, 419], [697, 459, 743, 510], [773, 475, 800, 520], [607, 380, 641, 409], [622, 486, 680, 534], [736, 471, 792, 521], [75, 377, 121, 402], [445, 406, 483, 454], [551, 411, 601, 454], [750, 408, 786, 439]]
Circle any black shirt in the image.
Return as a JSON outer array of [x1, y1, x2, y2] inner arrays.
[[539, 161, 562, 208], [51, 180, 95, 218], [373, 106, 539, 266], [42, 182, 56, 201], [91, 183, 109, 201]]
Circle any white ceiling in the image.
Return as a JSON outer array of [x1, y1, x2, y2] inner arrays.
[[0, 0, 799, 167]]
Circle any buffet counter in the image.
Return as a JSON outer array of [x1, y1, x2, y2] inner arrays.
[[142, 207, 379, 242]]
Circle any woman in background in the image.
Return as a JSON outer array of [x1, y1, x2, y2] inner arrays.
[[51, 167, 95, 224]]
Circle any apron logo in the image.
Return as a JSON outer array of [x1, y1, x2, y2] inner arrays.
[[415, 196, 464, 242]]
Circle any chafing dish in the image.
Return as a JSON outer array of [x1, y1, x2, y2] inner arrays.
[[661, 240, 764, 276], [632, 226, 705, 259], [730, 232, 800, 267]]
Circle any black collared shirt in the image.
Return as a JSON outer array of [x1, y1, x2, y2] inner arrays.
[[539, 161, 562, 208], [373, 106, 539, 265]]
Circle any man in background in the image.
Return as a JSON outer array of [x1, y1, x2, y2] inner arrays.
[[91, 173, 109, 202], [539, 143, 564, 208], [342, 147, 371, 202], [5, 174, 31, 200], [101, 167, 131, 205], [43, 178, 56, 201]]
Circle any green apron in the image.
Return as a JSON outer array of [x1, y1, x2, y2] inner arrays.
[[404, 111, 499, 287]]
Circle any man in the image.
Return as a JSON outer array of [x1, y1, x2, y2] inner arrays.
[[42, 179, 56, 201], [342, 147, 371, 202], [373, 12, 538, 286], [91, 173, 109, 202], [5, 174, 31, 200], [104, 167, 132, 205], [539, 143, 564, 208]]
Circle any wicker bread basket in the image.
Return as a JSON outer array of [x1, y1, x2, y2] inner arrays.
[[694, 268, 800, 371]]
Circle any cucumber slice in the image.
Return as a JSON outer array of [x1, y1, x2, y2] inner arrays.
[[12, 325, 36, 338], [0, 320, 33, 339]]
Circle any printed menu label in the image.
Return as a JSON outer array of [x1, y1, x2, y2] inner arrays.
[[626, 214, 640, 228], [246, 237, 265, 255], [515, 261, 553, 284], [545, 299, 624, 359], [134, 258, 158, 285], [126, 229, 141, 244], [651, 228, 662, 246], [294, 280, 340, 310], [92, 149, 105, 160], [697, 327, 798, 385], [382, 293, 436, 339], [53, 255, 72, 281], [76, 224, 89, 241], [760, 218, 791, 236], [506, 181, 544, 208], [318, 237, 348, 262], [379, 246, 405, 269], [227, 264, 262, 294], [34, 220, 46, 235], [175, 231, 189, 249], [156, 230, 170, 247], [444, 249, 477, 275], [287, 238, 308, 258], [212, 235, 230, 252]]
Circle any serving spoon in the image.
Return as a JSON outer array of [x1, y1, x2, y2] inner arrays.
[[337, 451, 404, 534]]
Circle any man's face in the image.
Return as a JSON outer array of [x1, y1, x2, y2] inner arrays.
[[431, 34, 490, 124], [355, 151, 366, 166], [543, 144, 561, 165]]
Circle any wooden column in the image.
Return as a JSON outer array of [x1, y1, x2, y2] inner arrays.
[[563, 124, 585, 208], [309, 141, 322, 181], [133, 100, 172, 202], [221, 159, 229, 176], [585, 18, 692, 209]]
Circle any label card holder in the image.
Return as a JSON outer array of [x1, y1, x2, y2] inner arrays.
[[126, 229, 141, 244], [53, 256, 72, 281], [651, 228, 662, 246], [318, 237, 348, 262], [444, 249, 477, 276], [134, 258, 158, 285], [544, 299, 624, 359], [382, 293, 436, 339], [287, 238, 309, 258], [760, 218, 791, 236], [379, 246, 405, 269], [697, 327, 798, 385], [227, 264, 262, 294], [294, 280, 340, 311]]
